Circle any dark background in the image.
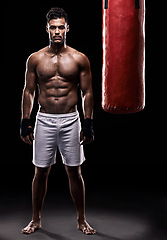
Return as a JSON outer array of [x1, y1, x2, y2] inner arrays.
[[1, 2, 167, 240], [2, 0, 165, 191]]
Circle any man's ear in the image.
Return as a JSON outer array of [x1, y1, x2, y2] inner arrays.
[[67, 25, 70, 33], [46, 24, 49, 33]]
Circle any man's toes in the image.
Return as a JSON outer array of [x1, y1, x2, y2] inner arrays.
[[21, 228, 32, 234], [86, 229, 96, 235], [21, 228, 29, 234], [83, 226, 96, 235], [21, 225, 37, 234], [91, 228, 96, 234], [21, 229, 28, 234]]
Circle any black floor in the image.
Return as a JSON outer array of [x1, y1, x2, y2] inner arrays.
[[1, 164, 167, 240]]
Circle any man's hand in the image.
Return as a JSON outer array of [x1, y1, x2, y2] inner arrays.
[[20, 119, 34, 145], [80, 132, 94, 145], [80, 119, 94, 145]]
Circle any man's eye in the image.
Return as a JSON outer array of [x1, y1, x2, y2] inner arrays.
[[59, 26, 65, 30]]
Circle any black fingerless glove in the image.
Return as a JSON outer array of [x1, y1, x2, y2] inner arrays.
[[82, 119, 94, 138], [20, 119, 33, 137]]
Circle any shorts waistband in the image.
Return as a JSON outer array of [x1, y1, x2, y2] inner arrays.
[[37, 111, 79, 119]]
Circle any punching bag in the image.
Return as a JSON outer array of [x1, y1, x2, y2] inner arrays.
[[102, 0, 145, 113]]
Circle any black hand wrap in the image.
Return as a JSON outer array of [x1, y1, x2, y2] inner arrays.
[[20, 119, 33, 137], [82, 119, 94, 139]]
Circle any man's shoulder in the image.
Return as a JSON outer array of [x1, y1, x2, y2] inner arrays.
[[28, 47, 48, 61], [67, 46, 90, 67], [67, 46, 87, 59]]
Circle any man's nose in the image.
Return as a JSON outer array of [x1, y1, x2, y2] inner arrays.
[[55, 28, 60, 35]]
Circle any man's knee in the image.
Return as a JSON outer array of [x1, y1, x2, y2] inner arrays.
[[34, 166, 51, 181], [65, 165, 82, 180]]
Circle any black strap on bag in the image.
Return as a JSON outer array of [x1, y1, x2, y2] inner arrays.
[[135, 0, 140, 9], [104, 0, 108, 9], [104, 0, 140, 10]]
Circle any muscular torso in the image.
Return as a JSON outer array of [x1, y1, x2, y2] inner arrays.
[[35, 46, 80, 114]]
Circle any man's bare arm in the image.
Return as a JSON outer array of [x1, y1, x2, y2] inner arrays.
[[79, 55, 94, 119], [79, 54, 94, 144], [21, 54, 37, 144], [22, 54, 37, 119]]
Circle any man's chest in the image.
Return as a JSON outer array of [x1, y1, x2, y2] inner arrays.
[[36, 53, 79, 80]]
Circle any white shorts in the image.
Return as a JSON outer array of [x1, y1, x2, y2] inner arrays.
[[33, 111, 85, 168]]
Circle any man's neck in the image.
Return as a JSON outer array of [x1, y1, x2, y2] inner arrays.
[[49, 42, 66, 55]]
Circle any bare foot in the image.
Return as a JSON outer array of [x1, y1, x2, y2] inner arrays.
[[78, 220, 96, 235], [21, 220, 41, 234]]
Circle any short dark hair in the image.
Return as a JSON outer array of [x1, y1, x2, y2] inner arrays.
[[46, 7, 68, 24]]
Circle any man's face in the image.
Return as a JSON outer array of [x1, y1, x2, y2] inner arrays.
[[47, 18, 69, 45]]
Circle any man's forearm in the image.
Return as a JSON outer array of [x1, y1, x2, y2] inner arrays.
[[21, 88, 35, 119], [83, 91, 94, 119]]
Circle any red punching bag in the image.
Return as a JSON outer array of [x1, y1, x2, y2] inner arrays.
[[102, 0, 145, 113]]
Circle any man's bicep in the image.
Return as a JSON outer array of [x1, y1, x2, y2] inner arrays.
[[25, 55, 37, 93], [80, 57, 92, 95]]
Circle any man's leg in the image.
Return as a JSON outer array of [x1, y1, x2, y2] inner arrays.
[[21, 166, 51, 234], [65, 165, 96, 235]]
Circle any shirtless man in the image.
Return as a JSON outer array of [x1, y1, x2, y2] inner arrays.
[[20, 7, 96, 235]]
